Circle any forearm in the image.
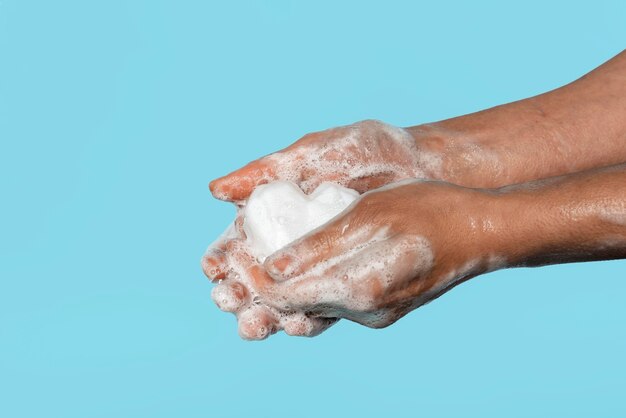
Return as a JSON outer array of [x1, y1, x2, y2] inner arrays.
[[409, 50, 626, 188], [493, 163, 626, 268]]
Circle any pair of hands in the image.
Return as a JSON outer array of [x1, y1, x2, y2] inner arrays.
[[202, 120, 506, 339], [203, 51, 626, 339]]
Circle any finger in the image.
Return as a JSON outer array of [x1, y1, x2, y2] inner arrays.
[[263, 210, 390, 281], [247, 264, 277, 292], [201, 248, 227, 281], [262, 234, 429, 315], [234, 212, 246, 238], [250, 261, 348, 314], [211, 280, 249, 312], [202, 221, 244, 281], [209, 158, 278, 202], [237, 305, 279, 341], [283, 315, 339, 337], [204, 234, 255, 283], [224, 238, 258, 276], [231, 240, 347, 315]]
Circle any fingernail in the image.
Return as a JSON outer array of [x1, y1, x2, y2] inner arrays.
[[265, 253, 298, 280], [201, 252, 226, 281]]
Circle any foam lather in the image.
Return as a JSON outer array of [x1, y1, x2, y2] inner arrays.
[[243, 181, 360, 261]]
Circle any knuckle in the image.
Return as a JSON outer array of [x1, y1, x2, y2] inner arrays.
[[345, 288, 377, 313], [355, 193, 384, 213], [365, 312, 396, 329], [350, 308, 398, 329], [294, 131, 320, 147], [354, 119, 381, 130], [362, 293, 382, 312], [310, 230, 337, 259], [350, 276, 386, 312]]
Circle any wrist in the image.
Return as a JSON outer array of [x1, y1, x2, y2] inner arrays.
[[448, 184, 569, 271], [486, 187, 552, 268], [405, 93, 575, 189], [406, 122, 511, 188], [414, 184, 515, 275], [487, 176, 609, 268]]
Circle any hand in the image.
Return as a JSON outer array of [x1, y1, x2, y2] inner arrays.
[[204, 119, 442, 338], [209, 119, 439, 203], [249, 179, 507, 328]]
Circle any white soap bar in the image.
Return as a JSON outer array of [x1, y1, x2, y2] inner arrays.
[[243, 181, 360, 261]]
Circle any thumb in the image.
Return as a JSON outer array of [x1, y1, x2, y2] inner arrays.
[[209, 157, 278, 202], [263, 209, 390, 281]]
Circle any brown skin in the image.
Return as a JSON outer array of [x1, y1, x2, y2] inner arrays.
[[494, 164, 626, 267], [411, 49, 626, 188], [204, 50, 626, 338], [256, 164, 626, 328]]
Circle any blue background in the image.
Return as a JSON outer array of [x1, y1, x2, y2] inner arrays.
[[1, 1, 625, 417]]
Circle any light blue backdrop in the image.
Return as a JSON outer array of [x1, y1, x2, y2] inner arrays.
[[1, 1, 624, 417]]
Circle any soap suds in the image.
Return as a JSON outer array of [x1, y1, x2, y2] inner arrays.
[[249, 120, 442, 198], [254, 230, 435, 330], [243, 181, 359, 261], [205, 181, 362, 339]]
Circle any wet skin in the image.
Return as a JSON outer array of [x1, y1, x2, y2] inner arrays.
[[203, 50, 626, 339]]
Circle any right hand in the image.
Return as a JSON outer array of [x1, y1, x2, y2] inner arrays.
[[254, 179, 506, 329]]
